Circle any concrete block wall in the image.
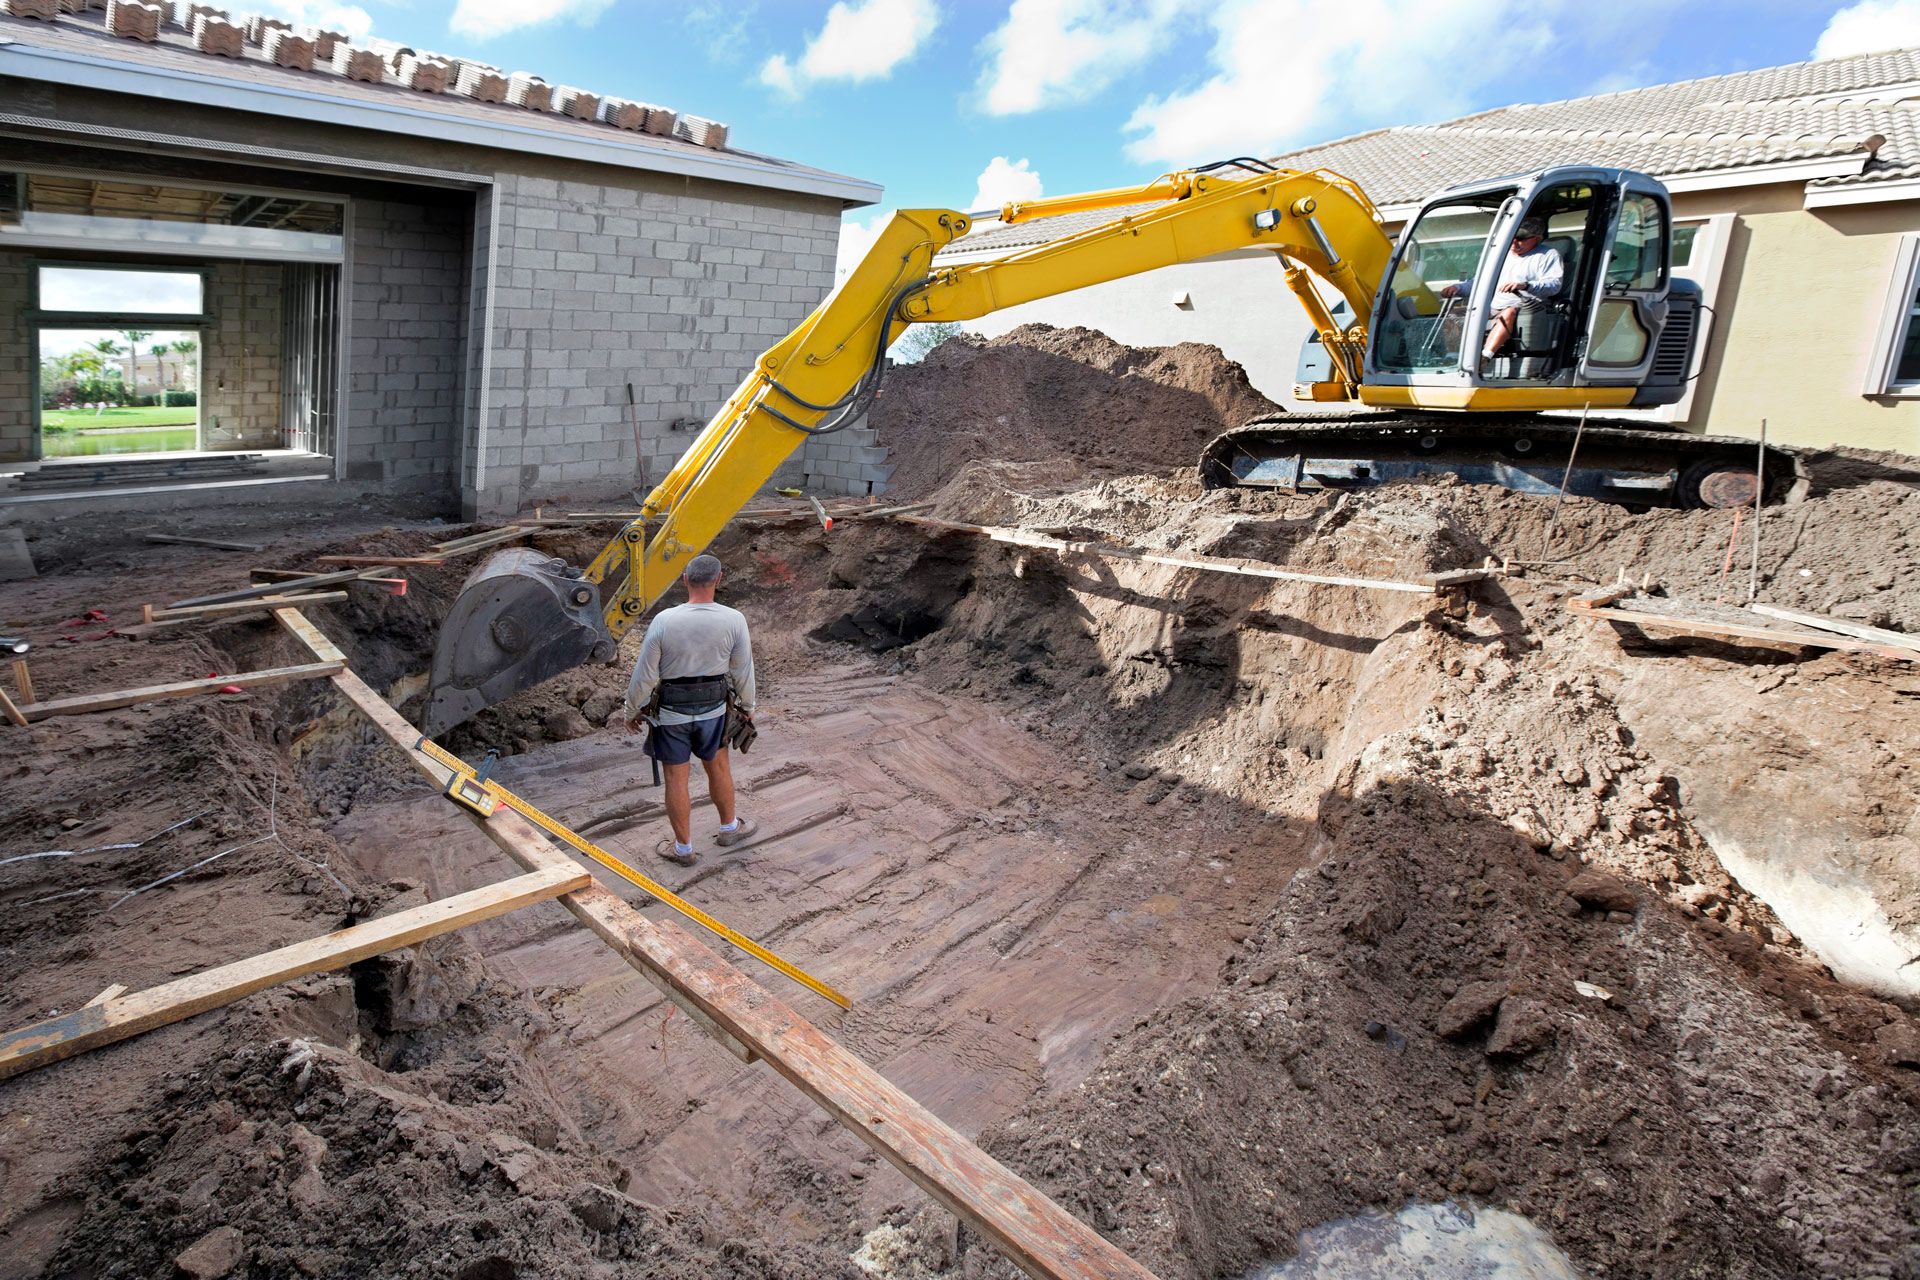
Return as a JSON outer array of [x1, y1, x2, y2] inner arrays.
[[344, 198, 469, 491], [202, 258, 283, 450], [465, 172, 841, 516], [797, 413, 892, 496], [0, 254, 32, 462]]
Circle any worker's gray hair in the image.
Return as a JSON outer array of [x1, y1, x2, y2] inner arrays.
[[684, 554, 723, 585], [1516, 217, 1547, 240]]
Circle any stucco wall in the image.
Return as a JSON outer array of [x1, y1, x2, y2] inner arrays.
[[1675, 184, 1920, 454]]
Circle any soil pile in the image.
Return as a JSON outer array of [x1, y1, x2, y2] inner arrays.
[[871, 325, 1278, 496]]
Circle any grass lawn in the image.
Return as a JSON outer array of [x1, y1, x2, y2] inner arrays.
[[46, 427, 199, 456], [42, 406, 198, 431]]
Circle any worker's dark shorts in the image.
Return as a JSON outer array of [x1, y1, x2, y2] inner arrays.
[[650, 715, 726, 765]]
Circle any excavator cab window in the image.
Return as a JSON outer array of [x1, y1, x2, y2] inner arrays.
[[1373, 194, 1508, 374], [1482, 181, 1604, 381]]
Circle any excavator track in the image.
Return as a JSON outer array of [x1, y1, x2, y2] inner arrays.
[[1199, 412, 1808, 509]]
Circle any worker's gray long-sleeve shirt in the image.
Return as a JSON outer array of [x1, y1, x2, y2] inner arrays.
[[622, 602, 756, 725]]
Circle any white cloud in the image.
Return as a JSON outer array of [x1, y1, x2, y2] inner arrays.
[[1814, 0, 1920, 58], [970, 156, 1044, 215], [978, 0, 1194, 115], [1120, 0, 1593, 167], [251, 0, 373, 39], [449, 0, 615, 41], [836, 209, 893, 281], [759, 0, 941, 96]]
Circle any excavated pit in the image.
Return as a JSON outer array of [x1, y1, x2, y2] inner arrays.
[[2, 328, 1918, 1279]]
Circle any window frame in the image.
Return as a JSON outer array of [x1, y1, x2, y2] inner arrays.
[[1864, 233, 1920, 397], [29, 259, 213, 328]]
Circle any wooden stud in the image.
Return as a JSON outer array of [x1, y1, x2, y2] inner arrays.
[[1572, 602, 1920, 663], [312, 555, 446, 567], [171, 568, 380, 609], [18, 661, 344, 722], [150, 591, 349, 622], [896, 514, 1440, 595], [143, 533, 265, 552], [10, 658, 32, 705], [1748, 603, 1920, 655], [0, 864, 588, 1082]]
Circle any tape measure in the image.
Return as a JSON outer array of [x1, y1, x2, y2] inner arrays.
[[415, 735, 851, 1010]]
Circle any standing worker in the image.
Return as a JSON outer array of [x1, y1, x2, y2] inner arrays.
[[622, 553, 757, 865]]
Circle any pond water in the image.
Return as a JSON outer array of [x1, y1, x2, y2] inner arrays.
[[1245, 1201, 1586, 1279]]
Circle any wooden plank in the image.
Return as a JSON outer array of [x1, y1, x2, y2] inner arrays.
[[0, 685, 25, 728], [11, 658, 32, 705], [171, 568, 378, 609], [84, 984, 127, 1007], [1568, 584, 1636, 610], [1573, 603, 1920, 663], [0, 864, 589, 1082], [291, 617, 1159, 1280], [143, 533, 265, 553], [313, 555, 447, 567], [150, 591, 349, 622], [19, 661, 344, 722], [272, 607, 349, 664], [897, 514, 1437, 595], [1426, 567, 1499, 589], [1749, 603, 1920, 655]]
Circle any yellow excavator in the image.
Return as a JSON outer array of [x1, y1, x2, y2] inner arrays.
[[423, 159, 1800, 733]]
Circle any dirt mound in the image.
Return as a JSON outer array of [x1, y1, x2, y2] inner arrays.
[[871, 325, 1279, 496]]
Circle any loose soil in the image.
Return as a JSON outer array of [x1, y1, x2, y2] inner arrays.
[[1, 332, 1917, 1280]]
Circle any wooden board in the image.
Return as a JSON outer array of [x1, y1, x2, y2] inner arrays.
[[284, 614, 1160, 1280], [0, 685, 25, 728], [18, 661, 344, 722], [897, 514, 1438, 595], [0, 863, 587, 1082], [1749, 603, 1920, 655], [1573, 601, 1920, 662], [313, 555, 447, 567], [151, 591, 349, 622], [143, 533, 266, 552], [171, 568, 380, 609]]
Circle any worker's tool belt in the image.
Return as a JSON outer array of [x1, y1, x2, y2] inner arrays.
[[657, 673, 730, 717]]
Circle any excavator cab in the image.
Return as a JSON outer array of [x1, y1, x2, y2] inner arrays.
[[1361, 166, 1697, 409]]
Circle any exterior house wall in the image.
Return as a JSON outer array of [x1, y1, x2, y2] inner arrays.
[[201, 258, 284, 451], [468, 173, 841, 516], [0, 256, 32, 462], [1674, 184, 1920, 455]]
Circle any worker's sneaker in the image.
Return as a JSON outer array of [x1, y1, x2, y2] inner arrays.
[[655, 838, 698, 867], [714, 817, 757, 848]]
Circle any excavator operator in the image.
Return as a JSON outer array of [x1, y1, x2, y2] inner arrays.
[[621, 553, 758, 866], [1439, 215, 1564, 363]]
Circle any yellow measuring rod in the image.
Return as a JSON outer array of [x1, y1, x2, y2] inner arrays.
[[417, 736, 851, 1010]]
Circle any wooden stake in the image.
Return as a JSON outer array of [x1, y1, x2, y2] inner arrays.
[[10, 658, 32, 705], [0, 686, 26, 728], [0, 864, 588, 1082]]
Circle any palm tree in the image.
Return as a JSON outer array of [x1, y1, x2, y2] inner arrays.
[[168, 338, 199, 390], [119, 329, 153, 397]]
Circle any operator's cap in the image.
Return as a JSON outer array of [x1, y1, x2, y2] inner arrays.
[[685, 553, 722, 584], [1517, 217, 1547, 239]]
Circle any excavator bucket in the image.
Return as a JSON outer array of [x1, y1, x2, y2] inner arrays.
[[422, 547, 618, 736]]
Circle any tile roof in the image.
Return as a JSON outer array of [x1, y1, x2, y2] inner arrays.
[[950, 47, 1920, 256]]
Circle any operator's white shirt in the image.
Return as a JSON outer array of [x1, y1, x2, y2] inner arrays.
[[1488, 244, 1564, 312]]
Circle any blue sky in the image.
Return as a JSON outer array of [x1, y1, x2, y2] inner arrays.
[[260, 0, 1920, 261]]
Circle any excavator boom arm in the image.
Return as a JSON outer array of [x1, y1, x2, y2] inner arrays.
[[424, 165, 1397, 733], [593, 166, 1393, 635]]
